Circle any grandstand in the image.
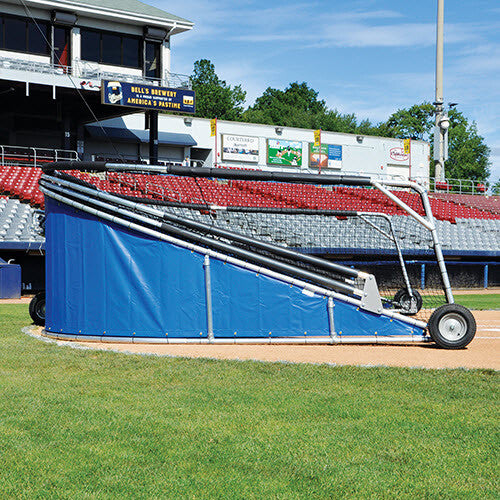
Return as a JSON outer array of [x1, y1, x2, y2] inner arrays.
[[1, 163, 499, 253], [1, 158, 498, 293]]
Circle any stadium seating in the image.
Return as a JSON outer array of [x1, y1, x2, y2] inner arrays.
[[0, 166, 499, 252], [1, 165, 498, 222], [0, 197, 44, 243], [430, 192, 500, 214]]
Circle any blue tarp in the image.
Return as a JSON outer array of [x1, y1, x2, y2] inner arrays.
[[45, 197, 424, 339], [0, 257, 21, 299]]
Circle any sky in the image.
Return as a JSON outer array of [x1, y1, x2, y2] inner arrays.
[[153, 0, 500, 181]]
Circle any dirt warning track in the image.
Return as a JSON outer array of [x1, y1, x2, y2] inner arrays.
[[32, 310, 500, 370]]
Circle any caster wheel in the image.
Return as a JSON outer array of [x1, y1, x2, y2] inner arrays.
[[29, 291, 46, 326], [394, 288, 423, 315], [428, 304, 476, 349]]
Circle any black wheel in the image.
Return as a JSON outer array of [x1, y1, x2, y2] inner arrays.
[[29, 291, 46, 326], [394, 288, 423, 315], [428, 304, 476, 349]]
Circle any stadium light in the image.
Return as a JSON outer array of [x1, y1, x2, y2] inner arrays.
[[434, 0, 446, 182]]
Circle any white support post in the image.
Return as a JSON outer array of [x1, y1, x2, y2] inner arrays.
[[203, 255, 214, 342]]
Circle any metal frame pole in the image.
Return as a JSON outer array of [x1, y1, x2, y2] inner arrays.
[[434, 0, 445, 182], [203, 255, 214, 342], [327, 297, 336, 342], [418, 187, 454, 303], [148, 110, 159, 165]]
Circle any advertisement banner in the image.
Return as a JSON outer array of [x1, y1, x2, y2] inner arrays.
[[102, 80, 195, 113], [309, 144, 342, 168], [222, 134, 259, 163], [403, 138, 411, 155], [314, 129, 321, 147], [267, 139, 302, 166]]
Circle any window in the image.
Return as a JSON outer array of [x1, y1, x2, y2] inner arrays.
[[27, 20, 48, 55], [122, 36, 139, 68], [101, 33, 121, 66], [81, 28, 141, 68], [0, 14, 49, 55], [4, 17, 26, 52], [53, 27, 70, 67], [81, 29, 99, 62], [145, 41, 160, 79]]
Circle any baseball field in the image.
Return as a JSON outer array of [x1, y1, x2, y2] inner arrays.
[[0, 301, 498, 498]]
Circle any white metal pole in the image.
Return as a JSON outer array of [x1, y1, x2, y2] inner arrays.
[[434, 0, 445, 182]]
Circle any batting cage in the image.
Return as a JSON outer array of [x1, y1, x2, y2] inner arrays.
[[35, 163, 477, 348]]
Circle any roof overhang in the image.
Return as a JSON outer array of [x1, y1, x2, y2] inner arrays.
[[86, 125, 197, 146], [10, 0, 194, 33]]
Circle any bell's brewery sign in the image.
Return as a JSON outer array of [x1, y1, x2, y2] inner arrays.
[[102, 80, 195, 113]]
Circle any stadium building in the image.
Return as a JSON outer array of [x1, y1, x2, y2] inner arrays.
[[0, 0, 498, 298], [0, 0, 193, 291]]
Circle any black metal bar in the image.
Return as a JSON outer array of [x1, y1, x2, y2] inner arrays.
[[159, 165, 372, 186], [148, 110, 159, 165], [42, 161, 372, 187], [40, 178, 358, 295], [42, 172, 362, 279], [157, 209, 360, 279]]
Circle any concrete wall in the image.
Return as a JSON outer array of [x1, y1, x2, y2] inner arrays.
[[98, 113, 430, 181]]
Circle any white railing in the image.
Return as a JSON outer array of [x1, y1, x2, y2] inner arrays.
[[0, 145, 78, 167], [412, 176, 490, 195], [0, 55, 192, 89]]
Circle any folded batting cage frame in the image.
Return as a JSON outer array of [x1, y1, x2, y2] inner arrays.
[[36, 162, 476, 348]]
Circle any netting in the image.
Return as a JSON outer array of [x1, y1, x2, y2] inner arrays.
[[58, 169, 452, 322]]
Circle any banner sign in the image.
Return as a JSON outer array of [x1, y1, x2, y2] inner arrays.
[[267, 139, 302, 166], [309, 144, 342, 168], [210, 118, 217, 137], [102, 80, 195, 113], [403, 138, 411, 155], [314, 129, 321, 147], [222, 134, 259, 162]]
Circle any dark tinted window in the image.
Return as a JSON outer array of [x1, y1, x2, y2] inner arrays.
[[81, 29, 100, 62], [81, 28, 141, 68], [122, 36, 139, 67], [101, 33, 121, 66], [54, 27, 70, 66], [145, 41, 160, 78], [27, 20, 48, 54], [4, 17, 26, 51]]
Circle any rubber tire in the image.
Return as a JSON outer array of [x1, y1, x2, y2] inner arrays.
[[29, 291, 46, 326], [428, 304, 476, 349], [394, 288, 423, 315]]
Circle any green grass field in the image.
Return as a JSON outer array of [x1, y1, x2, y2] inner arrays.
[[0, 303, 498, 499], [420, 293, 500, 310]]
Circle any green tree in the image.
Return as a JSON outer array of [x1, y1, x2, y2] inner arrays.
[[243, 82, 358, 133], [445, 109, 490, 181], [383, 103, 490, 181], [384, 103, 435, 140], [491, 179, 500, 195], [190, 59, 246, 120]]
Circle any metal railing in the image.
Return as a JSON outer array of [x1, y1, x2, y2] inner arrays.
[[0, 145, 78, 167], [412, 176, 491, 195], [0, 55, 192, 89]]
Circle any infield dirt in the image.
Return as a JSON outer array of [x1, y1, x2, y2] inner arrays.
[[35, 310, 500, 370]]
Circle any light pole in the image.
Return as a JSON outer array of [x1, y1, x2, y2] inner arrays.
[[434, 0, 448, 182]]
